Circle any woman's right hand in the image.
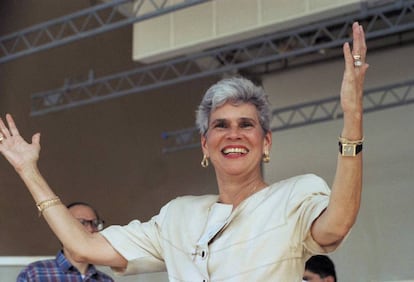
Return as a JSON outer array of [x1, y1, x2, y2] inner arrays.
[[0, 114, 41, 173]]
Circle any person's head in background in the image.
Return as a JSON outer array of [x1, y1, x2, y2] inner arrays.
[[67, 202, 104, 233], [303, 255, 337, 282]]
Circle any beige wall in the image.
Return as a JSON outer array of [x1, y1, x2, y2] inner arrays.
[[132, 0, 361, 62]]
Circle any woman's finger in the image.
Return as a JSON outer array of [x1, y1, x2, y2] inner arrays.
[[0, 117, 11, 139], [351, 22, 361, 54], [351, 22, 367, 69], [359, 25, 367, 59], [32, 133, 41, 146], [343, 42, 354, 72], [6, 113, 20, 136]]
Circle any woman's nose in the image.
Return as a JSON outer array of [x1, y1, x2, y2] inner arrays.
[[226, 126, 241, 138]]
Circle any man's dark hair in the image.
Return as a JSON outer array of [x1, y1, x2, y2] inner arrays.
[[305, 255, 337, 281]]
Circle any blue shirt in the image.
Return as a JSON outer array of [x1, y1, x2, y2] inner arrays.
[[16, 250, 114, 282]]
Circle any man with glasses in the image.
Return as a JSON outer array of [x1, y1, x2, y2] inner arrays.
[[17, 202, 114, 282]]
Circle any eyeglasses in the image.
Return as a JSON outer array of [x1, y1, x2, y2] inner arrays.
[[77, 218, 105, 231]]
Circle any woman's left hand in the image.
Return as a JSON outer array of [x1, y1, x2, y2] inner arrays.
[[340, 22, 369, 138]]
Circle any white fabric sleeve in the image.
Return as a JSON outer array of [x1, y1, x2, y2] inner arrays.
[[288, 174, 346, 254], [100, 203, 171, 275]]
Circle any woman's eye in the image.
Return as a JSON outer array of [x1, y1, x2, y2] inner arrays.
[[213, 121, 226, 128], [240, 121, 253, 128]]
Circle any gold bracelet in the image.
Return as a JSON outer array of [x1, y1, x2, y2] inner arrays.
[[36, 197, 62, 217], [338, 135, 364, 144]]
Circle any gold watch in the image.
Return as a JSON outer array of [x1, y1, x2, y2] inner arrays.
[[339, 141, 363, 156]]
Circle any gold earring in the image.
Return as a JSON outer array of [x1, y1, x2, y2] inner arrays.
[[263, 151, 270, 163], [201, 155, 209, 168]]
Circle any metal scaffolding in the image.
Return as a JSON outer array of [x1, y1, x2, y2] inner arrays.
[[161, 79, 414, 153], [0, 0, 210, 64], [30, 0, 414, 116]]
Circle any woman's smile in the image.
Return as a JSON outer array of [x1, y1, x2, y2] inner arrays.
[[221, 145, 249, 156]]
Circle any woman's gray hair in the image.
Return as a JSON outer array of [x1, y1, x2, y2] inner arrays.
[[195, 76, 271, 136]]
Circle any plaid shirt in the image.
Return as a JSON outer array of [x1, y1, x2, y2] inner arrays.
[[16, 250, 114, 282]]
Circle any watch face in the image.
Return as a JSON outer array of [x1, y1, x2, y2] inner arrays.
[[342, 144, 356, 156]]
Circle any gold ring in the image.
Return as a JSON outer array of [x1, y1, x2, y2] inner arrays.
[[353, 54, 361, 60], [0, 133, 3, 142]]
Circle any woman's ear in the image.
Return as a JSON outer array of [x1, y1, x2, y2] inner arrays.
[[201, 134, 208, 156], [264, 131, 272, 151]]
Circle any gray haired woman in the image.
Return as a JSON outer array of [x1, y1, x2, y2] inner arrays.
[[0, 21, 367, 281]]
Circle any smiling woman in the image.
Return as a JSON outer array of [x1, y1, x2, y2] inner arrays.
[[0, 21, 368, 282], [200, 102, 271, 202]]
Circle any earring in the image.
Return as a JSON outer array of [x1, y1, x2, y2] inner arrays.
[[201, 155, 209, 168], [263, 151, 270, 163]]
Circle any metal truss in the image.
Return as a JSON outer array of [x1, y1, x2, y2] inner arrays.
[[30, 0, 414, 116], [161, 79, 414, 153], [0, 0, 210, 64]]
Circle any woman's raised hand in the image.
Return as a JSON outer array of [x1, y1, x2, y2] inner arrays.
[[340, 22, 369, 117], [0, 114, 41, 173]]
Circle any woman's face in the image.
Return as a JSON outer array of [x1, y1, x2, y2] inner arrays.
[[201, 102, 271, 177]]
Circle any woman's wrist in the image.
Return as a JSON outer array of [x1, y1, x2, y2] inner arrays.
[[341, 115, 363, 140], [16, 163, 40, 177], [17, 165, 56, 202]]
